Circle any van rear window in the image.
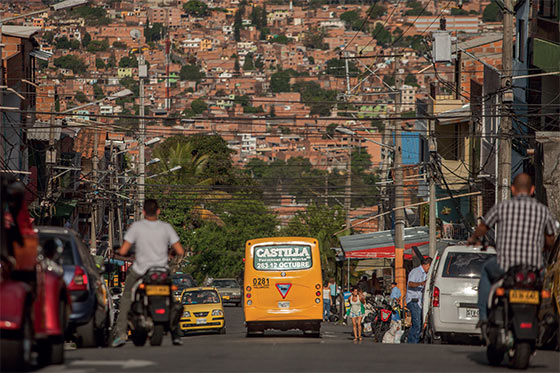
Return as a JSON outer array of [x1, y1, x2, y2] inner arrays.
[[253, 244, 312, 271], [38, 234, 75, 266], [442, 252, 495, 279]]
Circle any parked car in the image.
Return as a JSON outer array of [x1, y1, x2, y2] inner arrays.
[[179, 287, 226, 335], [171, 273, 196, 302], [539, 235, 560, 350], [36, 227, 113, 348], [422, 245, 496, 344], [208, 278, 242, 306]]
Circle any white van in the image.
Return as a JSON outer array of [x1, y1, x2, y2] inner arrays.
[[422, 245, 496, 343]]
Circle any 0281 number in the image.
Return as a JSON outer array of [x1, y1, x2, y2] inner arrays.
[[253, 278, 270, 288]]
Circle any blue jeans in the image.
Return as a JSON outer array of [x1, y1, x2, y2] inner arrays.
[[323, 299, 331, 321], [477, 256, 504, 322], [407, 300, 422, 343]]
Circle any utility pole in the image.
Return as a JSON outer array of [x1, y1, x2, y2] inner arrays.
[[428, 119, 437, 258], [90, 129, 98, 255], [345, 142, 352, 234], [378, 117, 391, 231], [497, 0, 513, 202], [135, 53, 147, 221], [108, 141, 115, 253]]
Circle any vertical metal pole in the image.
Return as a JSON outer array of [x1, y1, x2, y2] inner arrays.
[[498, 0, 513, 202], [345, 143, 352, 233], [347, 258, 350, 291], [90, 129, 98, 255], [429, 118, 437, 258], [136, 53, 146, 221]]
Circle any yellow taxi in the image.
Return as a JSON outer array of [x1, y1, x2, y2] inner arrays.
[[179, 287, 226, 334]]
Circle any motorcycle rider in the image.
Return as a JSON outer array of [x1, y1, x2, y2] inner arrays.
[[468, 173, 557, 341], [111, 199, 185, 347]]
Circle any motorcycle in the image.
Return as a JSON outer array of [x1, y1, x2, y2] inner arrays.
[[368, 295, 392, 342], [128, 267, 179, 346], [485, 265, 545, 369]]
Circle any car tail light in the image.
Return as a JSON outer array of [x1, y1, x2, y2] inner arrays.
[[520, 322, 532, 329], [68, 266, 88, 291], [526, 271, 536, 284], [433, 286, 440, 307], [515, 272, 525, 283]]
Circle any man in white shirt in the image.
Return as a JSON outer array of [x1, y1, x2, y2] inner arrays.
[[112, 199, 185, 347], [406, 257, 432, 343]]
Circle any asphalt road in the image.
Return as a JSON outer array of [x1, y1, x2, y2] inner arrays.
[[37, 306, 559, 372]]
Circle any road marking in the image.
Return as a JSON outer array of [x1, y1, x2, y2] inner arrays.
[[70, 359, 155, 369]]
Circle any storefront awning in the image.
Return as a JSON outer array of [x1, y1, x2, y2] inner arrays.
[[339, 227, 430, 259]]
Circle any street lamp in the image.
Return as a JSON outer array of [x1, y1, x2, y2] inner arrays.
[[146, 165, 182, 180], [146, 158, 160, 166], [335, 126, 395, 151]]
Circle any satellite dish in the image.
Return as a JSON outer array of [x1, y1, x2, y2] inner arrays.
[[130, 29, 141, 41]]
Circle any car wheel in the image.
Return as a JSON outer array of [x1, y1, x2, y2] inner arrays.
[[131, 329, 148, 346], [150, 324, 165, 346], [76, 316, 96, 348], [1, 306, 33, 372], [219, 326, 226, 334]]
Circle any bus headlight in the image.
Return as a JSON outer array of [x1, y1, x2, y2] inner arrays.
[[212, 309, 223, 316], [182, 311, 191, 318]]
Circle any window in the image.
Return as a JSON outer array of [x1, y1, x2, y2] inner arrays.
[[539, 0, 558, 18], [441, 252, 495, 279], [518, 19, 525, 62]]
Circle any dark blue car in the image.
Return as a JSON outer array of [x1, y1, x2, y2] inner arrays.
[[37, 227, 113, 348]]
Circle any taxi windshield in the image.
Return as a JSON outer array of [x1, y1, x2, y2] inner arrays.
[[182, 290, 220, 305]]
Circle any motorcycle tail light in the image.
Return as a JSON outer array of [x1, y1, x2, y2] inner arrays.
[[68, 266, 88, 291], [515, 272, 525, 283], [433, 286, 440, 307], [526, 272, 536, 284], [155, 308, 166, 315], [160, 272, 168, 281], [150, 273, 160, 281]]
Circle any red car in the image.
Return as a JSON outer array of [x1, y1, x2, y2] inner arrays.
[[1, 178, 70, 370]]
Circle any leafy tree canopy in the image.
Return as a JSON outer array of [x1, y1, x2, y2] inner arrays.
[[53, 55, 86, 73], [324, 58, 360, 77], [482, 1, 503, 22], [179, 64, 205, 81], [183, 0, 209, 17]]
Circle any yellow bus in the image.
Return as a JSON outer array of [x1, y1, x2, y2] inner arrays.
[[243, 237, 323, 337]]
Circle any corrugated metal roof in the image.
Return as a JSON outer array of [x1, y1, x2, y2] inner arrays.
[[27, 121, 61, 141], [457, 33, 502, 50], [339, 227, 431, 259], [1, 26, 40, 39], [30, 50, 53, 61]]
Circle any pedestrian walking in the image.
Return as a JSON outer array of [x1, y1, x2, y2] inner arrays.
[[406, 257, 432, 344], [346, 287, 365, 341], [329, 278, 337, 311], [323, 282, 331, 322]]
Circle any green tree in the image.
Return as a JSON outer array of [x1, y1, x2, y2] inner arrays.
[[81, 32, 91, 47], [53, 55, 86, 73], [291, 81, 337, 116], [86, 39, 109, 52], [367, 4, 387, 19], [183, 0, 209, 16], [93, 84, 104, 100], [75, 91, 88, 103], [243, 53, 255, 70], [144, 22, 166, 43], [303, 28, 328, 50], [119, 56, 138, 68], [270, 70, 292, 93], [95, 57, 106, 69], [42, 31, 54, 44], [234, 9, 242, 42], [281, 203, 345, 275], [482, 1, 503, 22], [179, 64, 205, 81], [119, 77, 139, 97], [372, 23, 392, 47], [405, 73, 419, 87], [191, 99, 208, 114], [405, 0, 433, 16], [69, 5, 111, 26], [340, 10, 362, 30], [450, 8, 469, 15], [106, 54, 117, 68]]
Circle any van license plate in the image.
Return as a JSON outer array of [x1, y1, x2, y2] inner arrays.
[[146, 285, 170, 296], [466, 308, 479, 318], [278, 301, 290, 309], [509, 290, 539, 304], [196, 318, 207, 325]]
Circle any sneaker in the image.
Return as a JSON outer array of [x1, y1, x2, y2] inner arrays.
[[111, 336, 126, 348], [172, 337, 183, 346]]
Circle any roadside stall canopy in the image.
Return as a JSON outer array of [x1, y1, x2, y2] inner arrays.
[[339, 227, 430, 259]]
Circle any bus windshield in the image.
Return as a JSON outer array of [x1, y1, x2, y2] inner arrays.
[[253, 244, 312, 271]]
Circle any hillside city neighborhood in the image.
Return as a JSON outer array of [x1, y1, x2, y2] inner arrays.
[[0, 0, 559, 371]]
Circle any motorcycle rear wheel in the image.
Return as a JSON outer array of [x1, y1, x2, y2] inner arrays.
[[486, 344, 505, 366], [150, 324, 164, 346], [509, 342, 531, 370], [131, 329, 148, 346]]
